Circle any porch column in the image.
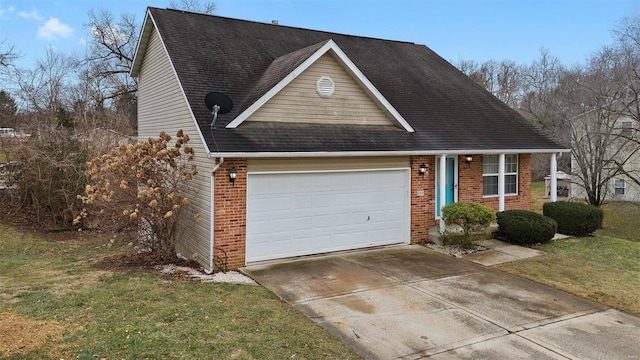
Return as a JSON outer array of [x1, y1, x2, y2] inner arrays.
[[439, 154, 447, 233], [550, 153, 558, 202], [498, 153, 505, 212]]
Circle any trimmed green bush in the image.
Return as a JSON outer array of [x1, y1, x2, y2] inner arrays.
[[442, 202, 495, 247], [543, 201, 604, 236], [496, 210, 557, 245]]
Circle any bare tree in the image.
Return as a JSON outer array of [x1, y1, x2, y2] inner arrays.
[[611, 15, 640, 124], [12, 47, 75, 123], [84, 9, 139, 109], [455, 58, 523, 108], [169, 0, 216, 14], [0, 40, 19, 69]]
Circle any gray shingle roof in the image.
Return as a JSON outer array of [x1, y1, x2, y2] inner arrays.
[[143, 7, 565, 154]]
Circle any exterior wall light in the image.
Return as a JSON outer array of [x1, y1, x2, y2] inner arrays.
[[465, 155, 473, 168], [419, 163, 427, 176], [229, 166, 237, 184]]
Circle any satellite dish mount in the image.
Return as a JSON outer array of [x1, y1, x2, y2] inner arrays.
[[205, 92, 233, 129]]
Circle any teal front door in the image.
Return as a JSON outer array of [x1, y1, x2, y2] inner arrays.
[[436, 157, 456, 217]]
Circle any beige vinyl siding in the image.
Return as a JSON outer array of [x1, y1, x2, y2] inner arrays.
[[138, 26, 213, 270], [248, 156, 410, 172], [247, 53, 395, 126]]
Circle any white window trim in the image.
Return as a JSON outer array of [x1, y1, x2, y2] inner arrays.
[[614, 178, 626, 196], [483, 154, 518, 198]]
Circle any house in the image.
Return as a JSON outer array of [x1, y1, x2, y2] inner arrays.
[[571, 113, 640, 203], [130, 8, 568, 272]]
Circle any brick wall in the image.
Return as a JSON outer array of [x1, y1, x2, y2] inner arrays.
[[213, 159, 247, 270], [458, 154, 532, 211], [214, 154, 532, 270], [410, 156, 437, 244]]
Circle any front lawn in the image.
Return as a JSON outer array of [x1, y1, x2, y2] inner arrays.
[[0, 224, 360, 359], [496, 181, 640, 316], [496, 236, 640, 316], [596, 201, 640, 242]]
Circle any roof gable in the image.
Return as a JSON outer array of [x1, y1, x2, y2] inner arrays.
[[245, 52, 397, 126], [226, 40, 414, 132]]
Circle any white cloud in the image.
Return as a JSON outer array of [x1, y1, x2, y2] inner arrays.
[[0, 6, 15, 18], [18, 9, 44, 20], [38, 18, 74, 40]]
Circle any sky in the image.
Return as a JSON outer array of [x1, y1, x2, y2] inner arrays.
[[0, 0, 639, 72]]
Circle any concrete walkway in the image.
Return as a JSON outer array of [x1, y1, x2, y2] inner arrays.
[[463, 234, 571, 266], [463, 239, 545, 266], [243, 246, 640, 359]]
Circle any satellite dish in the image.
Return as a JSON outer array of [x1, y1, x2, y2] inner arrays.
[[204, 92, 233, 128]]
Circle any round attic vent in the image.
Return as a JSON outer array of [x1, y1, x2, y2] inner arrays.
[[316, 76, 335, 98]]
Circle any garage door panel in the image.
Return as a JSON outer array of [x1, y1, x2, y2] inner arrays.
[[246, 169, 409, 262]]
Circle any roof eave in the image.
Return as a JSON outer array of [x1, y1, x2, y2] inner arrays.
[[130, 8, 154, 77], [208, 148, 571, 158]]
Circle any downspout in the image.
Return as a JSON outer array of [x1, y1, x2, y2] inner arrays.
[[206, 156, 224, 274]]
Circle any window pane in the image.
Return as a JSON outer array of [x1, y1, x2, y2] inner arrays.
[[483, 155, 498, 174], [614, 179, 625, 195], [621, 122, 633, 137], [505, 174, 517, 194], [505, 154, 518, 173], [483, 175, 498, 196]]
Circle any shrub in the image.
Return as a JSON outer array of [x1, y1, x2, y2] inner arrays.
[[496, 210, 557, 245], [76, 130, 198, 259], [5, 127, 90, 228], [441, 202, 495, 247], [543, 201, 603, 236]]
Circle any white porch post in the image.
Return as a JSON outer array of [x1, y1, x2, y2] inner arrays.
[[439, 154, 447, 233], [550, 153, 558, 202], [498, 153, 505, 212]]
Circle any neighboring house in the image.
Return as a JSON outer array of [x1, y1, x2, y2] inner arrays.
[[130, 8, 567, 272], [571, 113, 640, 203]]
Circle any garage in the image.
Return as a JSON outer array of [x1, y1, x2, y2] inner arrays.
[[246, 169, 410, 262]]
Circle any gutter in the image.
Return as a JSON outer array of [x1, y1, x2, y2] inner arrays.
[[206, 156, 224, 274], [208, 148, 571, 158]]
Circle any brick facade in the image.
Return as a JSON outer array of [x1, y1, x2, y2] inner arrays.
[[410, 156, 437, 244], [458, 154, 532, 211], [215, 154, 532, 270], [213, 159, 248, 271]]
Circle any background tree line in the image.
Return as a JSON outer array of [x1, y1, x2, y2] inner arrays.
[[0, 0, 214, 229], [455, 15, 640, 206]]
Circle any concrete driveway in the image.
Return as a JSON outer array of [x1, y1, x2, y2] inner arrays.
[[243, 245, 640, 359]]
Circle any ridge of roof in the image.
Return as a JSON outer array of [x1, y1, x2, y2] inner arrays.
[[150, 7, 418, 46]]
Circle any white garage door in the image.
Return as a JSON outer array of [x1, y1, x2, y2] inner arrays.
[[246, 169, 409, 262]]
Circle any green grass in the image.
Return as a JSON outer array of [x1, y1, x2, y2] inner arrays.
[[596, 202, 640, 242], [498, 181, 640, 316], [530, 181, 548, 214], [0, 224, 360, 359], [496, 236, 640, 316]]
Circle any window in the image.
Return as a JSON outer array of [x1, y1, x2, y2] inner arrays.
[[620, 121, 633, 138], [483, 154, 518, 196], [614, 179, 626, 195]]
